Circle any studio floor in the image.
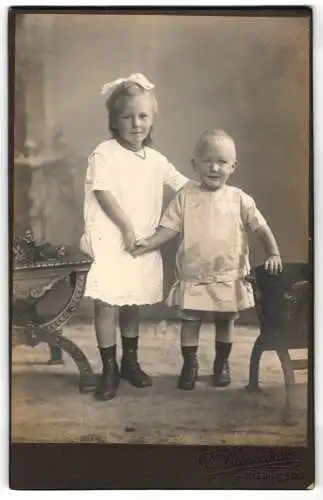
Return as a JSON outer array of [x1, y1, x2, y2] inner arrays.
[[11, 321, 308, 446]]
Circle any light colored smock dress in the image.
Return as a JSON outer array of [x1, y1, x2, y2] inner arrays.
[[160, 182, 267, 313]]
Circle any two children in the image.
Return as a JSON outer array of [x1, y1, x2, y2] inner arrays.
[[81, 72, 282, 401]]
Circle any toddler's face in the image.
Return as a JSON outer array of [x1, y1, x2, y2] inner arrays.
[[192, 136, 236, 190], [114, 93, 154, 150]]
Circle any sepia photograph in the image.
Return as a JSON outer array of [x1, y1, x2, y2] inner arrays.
[[9, 7, 313, 489]]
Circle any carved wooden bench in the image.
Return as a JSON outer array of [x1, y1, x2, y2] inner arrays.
[[12, 232, 96, 392]]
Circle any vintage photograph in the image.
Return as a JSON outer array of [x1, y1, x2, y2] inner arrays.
[[11, 8, 312, 455]]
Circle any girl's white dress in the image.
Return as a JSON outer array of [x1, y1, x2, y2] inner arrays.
[[80, 139, 187, 306]]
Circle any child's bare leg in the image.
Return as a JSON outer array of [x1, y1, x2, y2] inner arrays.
[[94, 300, 118, 347], [178, 315, 202, 390], [213, 313, 236, 387], [94, 300, 120, 401], [181, 320, 201, 347], [119, 305, 139, 337], [119, 305, 152, 387]]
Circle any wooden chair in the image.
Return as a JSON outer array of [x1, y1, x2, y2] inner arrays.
[[245, 262, 311, 425]]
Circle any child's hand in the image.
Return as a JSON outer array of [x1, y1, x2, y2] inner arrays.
[[131, 239, 150, 257], [265, 255, 283, 275], [122, 228, 137, 253]]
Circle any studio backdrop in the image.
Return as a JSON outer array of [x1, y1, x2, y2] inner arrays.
[[13, 13, 310, 321]]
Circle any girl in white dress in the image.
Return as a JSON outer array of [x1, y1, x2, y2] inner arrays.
[[80, 73, 187, 401], [133, 130, 282, 390]]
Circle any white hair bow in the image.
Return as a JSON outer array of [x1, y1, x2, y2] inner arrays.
[[101, 73, 155, 98]]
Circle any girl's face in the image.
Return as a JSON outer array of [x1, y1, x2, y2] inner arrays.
[[192, 137, 237, 191], [114, 93, 155, 150]]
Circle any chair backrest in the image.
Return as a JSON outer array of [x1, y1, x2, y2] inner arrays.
[[250, 263, 311, 345]]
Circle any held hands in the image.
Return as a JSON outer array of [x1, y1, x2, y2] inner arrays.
[[130, 239, 151, 257], [121, 223, 154, 256], [122, 228, 137, 253], [264, 254, 283, 275], [122, 229, 151, 256]]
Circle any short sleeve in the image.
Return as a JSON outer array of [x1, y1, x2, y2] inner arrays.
[[162, 160, 188, 192], [160, 189, 185, 233], [240, 191, 267, 232], [88, 152, 117, 192]]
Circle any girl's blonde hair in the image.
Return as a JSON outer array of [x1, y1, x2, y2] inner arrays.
[[105, 82, 159, 146]]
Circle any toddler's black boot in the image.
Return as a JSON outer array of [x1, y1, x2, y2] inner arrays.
[[178, 346, 198, 390], [213, 341, 232, 387]]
